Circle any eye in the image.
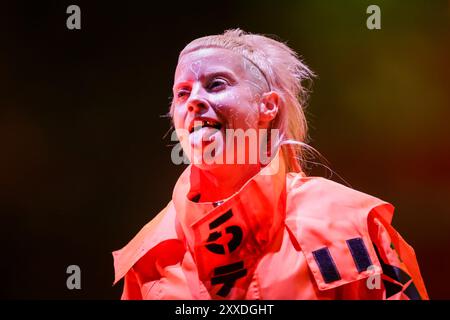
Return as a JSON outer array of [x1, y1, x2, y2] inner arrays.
[[176, 89, 190, 99], [208, 78, 228, 91]]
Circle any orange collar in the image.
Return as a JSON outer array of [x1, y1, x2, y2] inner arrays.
[[172, 151, 287, 254], [171, 151, 288, 298]]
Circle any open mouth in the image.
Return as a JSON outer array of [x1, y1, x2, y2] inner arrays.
[[188, 118, 222, 134]]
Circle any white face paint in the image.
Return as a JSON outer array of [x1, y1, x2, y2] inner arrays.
[[189, 60, 202, 80], [172, 47, 270, 169]]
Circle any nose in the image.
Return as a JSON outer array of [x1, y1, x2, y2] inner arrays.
[[186, 86, 210, 113], [187, 97, 209, 113]]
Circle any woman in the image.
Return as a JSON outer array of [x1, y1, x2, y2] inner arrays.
[[112, 29, 428, 300]]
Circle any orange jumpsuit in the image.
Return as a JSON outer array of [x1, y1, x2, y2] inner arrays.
[[112, 152, 428, 300]]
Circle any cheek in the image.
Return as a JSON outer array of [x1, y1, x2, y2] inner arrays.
[[228, 95, 259, 121], [172, 107, 186, 129], [214, 90, 257, 114], [220, 106, 260, 129]]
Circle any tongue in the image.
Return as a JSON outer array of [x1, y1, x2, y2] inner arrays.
[[190, 127, 219, 147]]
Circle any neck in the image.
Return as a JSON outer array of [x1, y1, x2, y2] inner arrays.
[[196, 164, 262, 202]]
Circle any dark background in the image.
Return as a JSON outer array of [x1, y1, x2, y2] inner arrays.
[[0, 0, 449, 299]]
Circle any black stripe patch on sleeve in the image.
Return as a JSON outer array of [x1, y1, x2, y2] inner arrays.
[[373, 244, 412, 285], [312, 247, 341, 283], [382, 264, 412, 285], [383, 279, 403, 298], [403, 281, 422, 300], [346, 237, 373, 273]]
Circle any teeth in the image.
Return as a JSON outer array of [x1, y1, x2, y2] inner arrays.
[[190, 119, 221, 133]]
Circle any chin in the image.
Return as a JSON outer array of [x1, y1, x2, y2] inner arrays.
[[183, 133, 226, 168], [189, 148, 225, 170]]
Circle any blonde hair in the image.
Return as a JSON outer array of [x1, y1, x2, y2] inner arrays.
[[172, 29, 317, 173]]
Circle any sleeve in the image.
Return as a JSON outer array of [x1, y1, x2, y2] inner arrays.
[[367, 210, 429, 300]]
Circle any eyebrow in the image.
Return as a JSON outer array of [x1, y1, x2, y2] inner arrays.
[[173, 70, 237, 91], [203, 70, 237, 82]]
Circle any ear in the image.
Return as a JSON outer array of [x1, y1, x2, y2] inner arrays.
[[259, 91, 280, 126]]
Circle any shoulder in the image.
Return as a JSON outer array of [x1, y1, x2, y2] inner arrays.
[[285, 174, 394, 291], [284, 174, 428, 299], [286, 174, 394, 222]]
